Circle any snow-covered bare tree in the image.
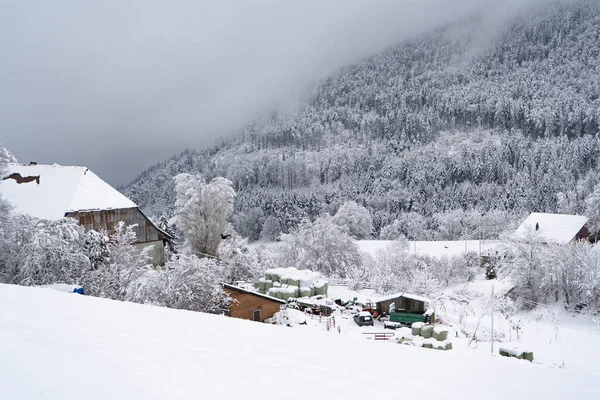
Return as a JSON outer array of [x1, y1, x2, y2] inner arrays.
[[497, 229, 546, 307], [331, 201, 373, 239], [173, 173, 235, 257], [277, 216, 363, 277], [344, 255, 373, 291], [218, 232, 262, 284], [370, 239, 413, 294], [7, 217, 90, 286], [379, 220, 406, 240], [0, 144, 17, 280], [82, 222, 151, 299]]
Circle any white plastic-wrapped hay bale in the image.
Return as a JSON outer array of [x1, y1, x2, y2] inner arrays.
[[299, 287, 312, 297], [265, 280, 273, 290], [313, 280, 327, 296], [270, 271, 281, 282], [267, 288, 279, 298], [444, 341, 453, 351], [264, 272, 272, 281], [421, 325, 434, 339], [299, 278, 313, 288], [433, 326, 449, 341], [281, 286, 299, 299], [412, 322, 425, 336], [273, 281, 281, 288], [433, 340, 446, 350], [422, 338, 435, 349], [286, 278, 300, 287], [258, 278, 266, 291], [280, 286, 297, 300], [499, 346, 533, 362]]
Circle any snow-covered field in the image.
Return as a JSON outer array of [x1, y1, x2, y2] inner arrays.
[[434, 277, 600, 374], [1, 284, 599, 399]]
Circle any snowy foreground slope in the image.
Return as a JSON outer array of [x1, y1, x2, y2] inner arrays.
[[1, 284, 598, 400]]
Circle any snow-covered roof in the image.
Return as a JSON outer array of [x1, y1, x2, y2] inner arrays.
[[514, 213, 588, 244], [356, 240, 501, 259], [376, 292, 432, 305], [223, 283, 286, 304], [0, 163, 136, 220]]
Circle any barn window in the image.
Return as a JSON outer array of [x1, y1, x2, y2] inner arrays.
[[252, 310, 261, 322]]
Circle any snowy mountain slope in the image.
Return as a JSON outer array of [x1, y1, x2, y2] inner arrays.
[[122, 0, 600, 241], [1, 284, 598, 399]]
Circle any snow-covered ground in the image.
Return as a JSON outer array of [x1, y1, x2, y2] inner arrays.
[[290, 277, 600, 375], [434, 276, 600, 374], [356, 239, 501, 258], [1, 283, 599, 399], [252, 239, 502, 259]]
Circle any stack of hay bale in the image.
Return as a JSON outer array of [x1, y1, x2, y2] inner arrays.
[[499, 346, 534, 362], [398, 323, 453, 351], [258, 267, 328, 301]]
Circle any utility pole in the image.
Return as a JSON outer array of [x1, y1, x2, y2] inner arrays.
[[491, 284, 494, 354]]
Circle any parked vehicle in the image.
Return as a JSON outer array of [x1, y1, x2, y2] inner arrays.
[[353, 311, 374, 327]]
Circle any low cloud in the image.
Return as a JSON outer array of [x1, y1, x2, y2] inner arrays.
[[0, 0, 554, 184]]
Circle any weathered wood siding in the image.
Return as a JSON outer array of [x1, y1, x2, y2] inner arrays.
[[376, 296, 428, 315], [65, 207, 167, 265], [66, 207, 163, 244], [224, 288, 282, 322]]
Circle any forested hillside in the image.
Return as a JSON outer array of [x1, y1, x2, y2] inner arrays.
[[123, 0, 600, 241]]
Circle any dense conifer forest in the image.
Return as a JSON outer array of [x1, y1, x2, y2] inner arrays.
[[123, 0, 600, 241]]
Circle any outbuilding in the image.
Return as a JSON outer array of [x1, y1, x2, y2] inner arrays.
[[223, 283, 285, 323], [375, 292, 431, 315]]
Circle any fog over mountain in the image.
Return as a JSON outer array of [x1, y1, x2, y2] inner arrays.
[[1, 0, 552, 184]]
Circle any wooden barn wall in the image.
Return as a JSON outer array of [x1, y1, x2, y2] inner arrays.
[[66, 207, 162, 244], [377, 297, 427, 314], [224, 288, 281, 322]]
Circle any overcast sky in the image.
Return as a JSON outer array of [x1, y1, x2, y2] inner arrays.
[[0, 0, 550, 185]]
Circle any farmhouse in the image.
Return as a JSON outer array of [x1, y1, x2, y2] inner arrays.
[[0, 163, 170, 265], [223, 283, 285, 323], [514, 212, 590, 244]]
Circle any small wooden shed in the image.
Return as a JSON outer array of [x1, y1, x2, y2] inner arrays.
[[375, 292, 431, 315], [223, 284, 285, 323]]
